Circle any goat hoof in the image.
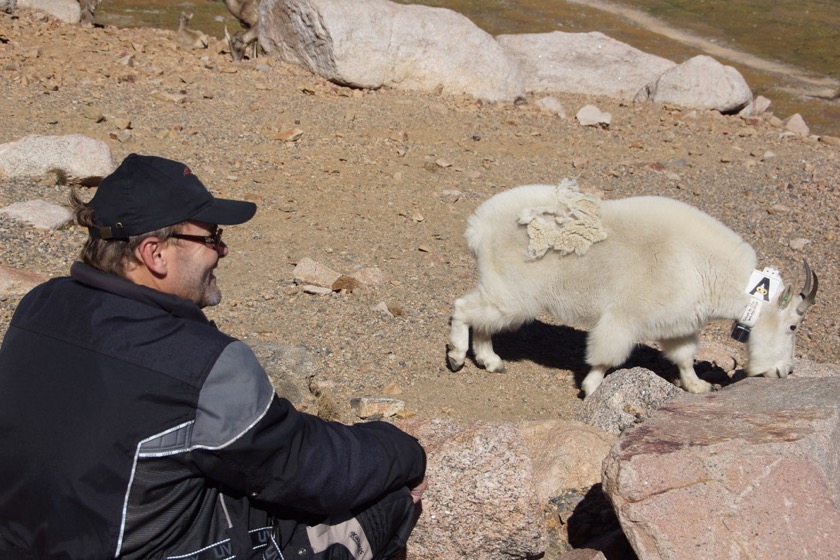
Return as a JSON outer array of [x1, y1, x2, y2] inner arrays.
[[446, 353, 464, 372]]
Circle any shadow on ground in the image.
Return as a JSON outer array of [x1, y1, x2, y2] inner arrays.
[[487, 320, 735, 393]]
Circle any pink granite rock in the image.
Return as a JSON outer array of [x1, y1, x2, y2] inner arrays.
[[602, 377, 840, 559]]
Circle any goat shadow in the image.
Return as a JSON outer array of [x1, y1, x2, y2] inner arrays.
[[485, 320, 734, 392]]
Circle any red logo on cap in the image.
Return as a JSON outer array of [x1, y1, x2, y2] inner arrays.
[[183, 166, 192, 176]]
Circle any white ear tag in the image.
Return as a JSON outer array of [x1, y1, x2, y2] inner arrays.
[[745, 268, 783, 302], [739, 268, 783, 328]]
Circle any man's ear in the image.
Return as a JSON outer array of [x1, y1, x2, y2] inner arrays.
[[135, 237, 168, 277]]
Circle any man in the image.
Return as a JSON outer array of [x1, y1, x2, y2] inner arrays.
[[0, 154, 427, 559]]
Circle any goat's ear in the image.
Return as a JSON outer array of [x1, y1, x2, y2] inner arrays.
[[777, 285, 793, 309]]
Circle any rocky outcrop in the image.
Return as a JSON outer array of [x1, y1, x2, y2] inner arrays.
[[636, 54, 753, 114], [602, 377, 840, 559], [258, 0, 525, 103], [497, 31, 675, 100]]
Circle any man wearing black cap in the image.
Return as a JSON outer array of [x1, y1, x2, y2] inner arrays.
[[0, 154, 427, 559]]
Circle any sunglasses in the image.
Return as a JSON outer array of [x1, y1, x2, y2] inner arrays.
[[170, 227, 224, 250]]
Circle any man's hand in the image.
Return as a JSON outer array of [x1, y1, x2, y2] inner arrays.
[[409, 477, 427, 504]]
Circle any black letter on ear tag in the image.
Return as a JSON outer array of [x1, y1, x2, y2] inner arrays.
[[749, 277, 771, 301]]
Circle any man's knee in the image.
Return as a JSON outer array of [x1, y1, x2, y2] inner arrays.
[[284, 488, 419, 560]]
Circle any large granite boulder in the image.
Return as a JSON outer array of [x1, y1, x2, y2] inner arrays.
[[258, 0, 525, 103], [17, 0, 80, 23], [636, 54, 753, 114], [497, 31, 675, 100], [398, 418, 548, 559]]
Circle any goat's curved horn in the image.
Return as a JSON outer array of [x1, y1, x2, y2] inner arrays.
[[796, 259, 818, 315]]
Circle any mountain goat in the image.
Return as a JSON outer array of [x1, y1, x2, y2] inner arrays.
[[176, 12, 209, 49], [223, 0, 260, 61], [446, 182, 818, 396]]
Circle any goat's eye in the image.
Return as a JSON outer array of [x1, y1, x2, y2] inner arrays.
[[789, 325, 797, 332]]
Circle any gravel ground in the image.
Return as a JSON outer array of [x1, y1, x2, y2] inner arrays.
[[1, 9, 838, 425]]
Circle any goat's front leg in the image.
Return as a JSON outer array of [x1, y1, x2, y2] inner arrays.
[[581, 365, 607, 397], [446, 298, 471, 372], [661, 335, 712, 393]]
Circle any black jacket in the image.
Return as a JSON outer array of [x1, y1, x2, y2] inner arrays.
[[0, 263, 425, 559]]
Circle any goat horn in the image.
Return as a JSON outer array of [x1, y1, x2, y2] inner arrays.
[[796, 259, 818, 315]]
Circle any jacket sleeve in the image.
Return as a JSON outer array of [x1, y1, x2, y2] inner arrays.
[[188, 340, 426, 515]]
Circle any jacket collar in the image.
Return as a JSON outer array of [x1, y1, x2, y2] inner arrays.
[[70, 262, 212, 324]]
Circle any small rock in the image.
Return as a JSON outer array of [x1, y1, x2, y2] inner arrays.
[[81, 107, 105, 122], [575, 105, 611, 128], [383, 382, 403, 396], [373, 301, 393, 317], [783, 113, 810, 137], [789, 238, 811, 251], [293, 257, 341, 288], [301, 285, 332, 296], [351, 396, 405, 419], [818, 135, 840, 147], [154, 91, 187, 103], [275, 128, 304, 142], [112, 117, 131, 130], [752, 95, 772, 115]]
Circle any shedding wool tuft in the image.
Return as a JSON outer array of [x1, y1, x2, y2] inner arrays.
[[518, 179, 607, 259]]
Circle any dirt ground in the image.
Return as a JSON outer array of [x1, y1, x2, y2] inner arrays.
[[1, 8, 838, 425]]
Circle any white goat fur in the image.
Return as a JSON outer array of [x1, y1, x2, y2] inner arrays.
[[447, 184, 814, 396]]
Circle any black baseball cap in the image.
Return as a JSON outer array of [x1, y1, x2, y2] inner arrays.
[[88, 154, 257, 240]]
